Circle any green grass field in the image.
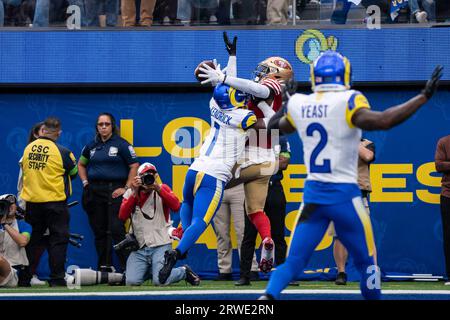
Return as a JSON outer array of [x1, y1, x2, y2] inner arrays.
[[0, 280, 449, 294]]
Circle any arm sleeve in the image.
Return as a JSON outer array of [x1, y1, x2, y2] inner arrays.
[[18, 220, 32, 239], [346, 91, 371, 128], [61, 147, 78, 178], [435, 139, 450, 173], [226, 56, 237, 77], [120, 141, 139, 165], [118, 189, 137, 221], [159, 184, 181, 212], [79, 145, 90, 165], [240, 112, 257, 130], [224, 76, 271, 99]]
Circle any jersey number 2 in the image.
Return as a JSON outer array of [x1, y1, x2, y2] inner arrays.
[[307, 123, 331, 173]]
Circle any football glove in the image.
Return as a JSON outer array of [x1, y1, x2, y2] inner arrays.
[[198, 62, 226, 86], [422, 65, 443, 99], [223, 31, 237, 56]]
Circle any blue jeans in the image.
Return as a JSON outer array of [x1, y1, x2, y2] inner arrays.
[[125, 243, 186, 286], [84, 0, 118, 26], [409, 0, 435, 21], [0, 0, 22, 26]]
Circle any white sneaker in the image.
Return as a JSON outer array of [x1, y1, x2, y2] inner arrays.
[[415, 11, 428, 23], [444, 281, 450, 285], [30, 275, 46, 286]]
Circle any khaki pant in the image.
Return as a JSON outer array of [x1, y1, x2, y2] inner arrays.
[[267, 0, 288, 24], [213, 184, 259, 274], [121, 0, 157, 26]]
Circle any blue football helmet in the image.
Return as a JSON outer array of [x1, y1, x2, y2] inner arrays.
[[213, 84, 249, 110], [310, 50, 352, 91]]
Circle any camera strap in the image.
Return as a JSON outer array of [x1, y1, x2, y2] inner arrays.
[[136, 191, 156, 220]]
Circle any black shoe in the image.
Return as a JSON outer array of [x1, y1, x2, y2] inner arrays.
[[183, 265, 201, 286], [158, 249, 179, 284], [335, 272, 347, 285], [258, 293, 275, 300], [48, 279, 67, 287], [234, 277, 250, 286], [288, 281, 300, 286], [250, 271, 260, 281], [216, 272, 233, 281]]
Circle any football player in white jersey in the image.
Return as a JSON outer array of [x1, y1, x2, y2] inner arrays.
[[199, 32, 294, 273], [259, 50, 443, 300], [158, 49, 266, 285]]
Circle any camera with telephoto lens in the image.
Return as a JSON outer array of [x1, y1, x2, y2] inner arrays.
[[0, 200, 11, 218], [140, 172, 155, 186], [0, 194, 17, 218], [113, 233, 139, 252]]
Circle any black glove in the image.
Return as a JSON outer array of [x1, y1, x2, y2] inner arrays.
[[223, 31, 237, 56], [422, 65, 443, 99]]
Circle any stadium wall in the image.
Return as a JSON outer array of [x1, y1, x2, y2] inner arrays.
[[1, 26, 449, 280], [0, 27, 449, 84], [0, 88, 448, 279]]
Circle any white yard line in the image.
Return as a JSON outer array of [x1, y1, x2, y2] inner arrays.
[[1, 289, 450, 297]]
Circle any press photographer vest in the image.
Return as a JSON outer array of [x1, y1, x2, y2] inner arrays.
[[130, 191, 173, 248], [0, 220, 29, 267]]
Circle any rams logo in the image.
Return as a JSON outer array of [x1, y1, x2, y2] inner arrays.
[[295, 29, 339, 65], [229, 87, 248, 108]]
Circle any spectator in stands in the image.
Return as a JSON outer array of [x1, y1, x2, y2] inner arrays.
[[0, 0, 23, 26], [121, 0, 157, 26], [0, 194, 32, 288], [266, 0, 288, 24], [435, 135, 450, 285], [119, 162, 200, 286], [22, 117, 77, 287], [330, 138, 377, 285], [331, 0, 390, 24], [78, 112, 139, 273], [84, 0, 118, 26], [190, 0, 217, 25], [235, 136, 291, 286], [213, 184, 259, 280], [409, 0, 435, 23], [153, 0, 181, 25]]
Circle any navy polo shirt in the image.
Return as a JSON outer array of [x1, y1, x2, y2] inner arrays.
[[80, 134, 138, 182], [270, 135, 291, 183]]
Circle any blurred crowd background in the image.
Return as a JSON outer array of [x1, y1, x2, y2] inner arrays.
[[0, 0, 449, 28]]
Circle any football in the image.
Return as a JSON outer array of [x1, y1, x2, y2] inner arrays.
[[194, 60, 215, 82]]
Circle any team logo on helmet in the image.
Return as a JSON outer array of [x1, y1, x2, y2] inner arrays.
[[214, 84, 248, 110], [253, 57, 293, 83]]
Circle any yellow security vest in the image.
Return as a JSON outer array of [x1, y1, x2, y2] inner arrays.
[[21, 137, 77, 203]]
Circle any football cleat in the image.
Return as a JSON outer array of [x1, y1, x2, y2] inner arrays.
[[183, 265, 201, 286], [158, 249, 179, 284], [259, 237, 275, 273], [257, 293, 275, 300], [168, 226, 183, 241]]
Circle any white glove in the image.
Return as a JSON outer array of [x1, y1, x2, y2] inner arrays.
[[198, 61, 226, 86]]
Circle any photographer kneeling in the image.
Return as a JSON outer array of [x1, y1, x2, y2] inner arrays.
[[118, 163, 200, 286], [0, 194, 31, 288]]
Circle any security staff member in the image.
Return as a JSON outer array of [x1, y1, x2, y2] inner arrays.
[[21, 117, 77, 287], [236, 135, 291, 286], [78, 113, 139, 272]]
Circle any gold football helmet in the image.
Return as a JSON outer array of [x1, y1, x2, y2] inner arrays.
[[253, 57, 294, 83]]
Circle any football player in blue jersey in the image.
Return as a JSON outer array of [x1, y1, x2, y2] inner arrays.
[[259, 50, 443, 300], [158, 42, 267, 284]]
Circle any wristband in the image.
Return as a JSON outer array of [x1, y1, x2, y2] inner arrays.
[[82, 180, 89, 187]]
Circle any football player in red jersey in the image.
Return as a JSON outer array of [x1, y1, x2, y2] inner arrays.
[[199, 32, 294, 273]]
